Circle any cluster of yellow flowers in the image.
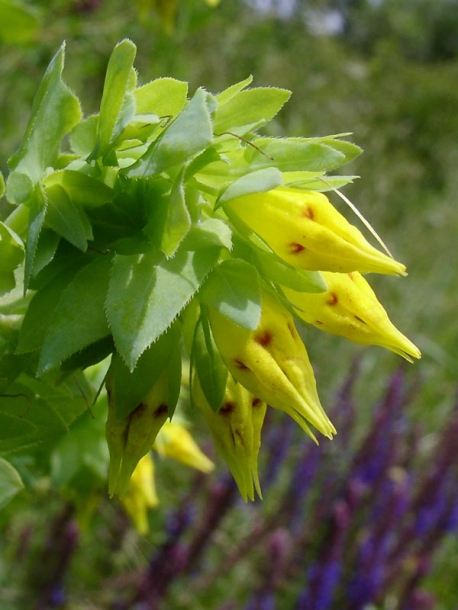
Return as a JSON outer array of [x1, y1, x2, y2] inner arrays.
[[194, 187, 420, 500], [108, 186, 420, 520]]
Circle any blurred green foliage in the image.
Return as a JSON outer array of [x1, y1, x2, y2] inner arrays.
[[1, 0, 457, 608]]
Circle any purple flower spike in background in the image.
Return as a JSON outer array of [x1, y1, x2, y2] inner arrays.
[[6, 363, 458, 609]]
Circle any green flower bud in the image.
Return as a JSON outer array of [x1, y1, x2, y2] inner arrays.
[[208, 293, 335, 442], [225, 188, 406, 276], [105, 367, 170, 498], [284, 271, 421, 362], [193, 374, 266, 501]]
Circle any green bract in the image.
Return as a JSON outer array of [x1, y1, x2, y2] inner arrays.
[[0, 40, 418, 501]]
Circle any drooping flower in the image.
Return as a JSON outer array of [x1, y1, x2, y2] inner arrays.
[[154, 420, 214, 474], [208, 292, 335, 442], [283, 271, 421, 362], [120, 453, 159, 534], [193, 374, 266, 501], [224, 188, 406, 276], [105, 366, 170, 498]]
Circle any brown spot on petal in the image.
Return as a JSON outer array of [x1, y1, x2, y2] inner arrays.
[[234, 359, 249, 370], [315, 320, 324, 325], [220, 401, 236, 415], [133, 403, 147, 417], [252, 397, 262, 407], [301, 206, 315, 220], [255, 330, 272, 347], [288, 242, 306, 255], [155, 403, 169, 418], [326, 292, 339, 306]]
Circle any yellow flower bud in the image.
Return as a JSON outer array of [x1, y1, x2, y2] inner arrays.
[[120, 453, 159, 535], [154, 420, 214, 474], [193, 374, 266, 501], [225, 187, 406, 276], [284, 271, 421, 362], [105, 367, 170, 498], [208, 293, 335, 442]]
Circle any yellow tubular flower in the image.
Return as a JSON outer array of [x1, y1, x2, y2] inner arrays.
[[106, 367, 170, 498], [193, 374, 267, 501], [225, 188, 406, 276], [208, 293, 335, 442], [284, 272, 421, 362], [120, 453, 159, 535], [154, 420, 214, 473]]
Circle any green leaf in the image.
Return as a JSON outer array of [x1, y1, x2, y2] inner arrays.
[[45, 184, 92, 251], [60, 336, 114, 374], [247, 137, 361, 173], [213, 87, 291, 134], [69, 115, 98, 156], [185, 147, 222, 180], [51, 408, 109, 489], [0, 272, 15, 296], [283, 173, 358, 191], [142, 174, 191, 256], [127, 88, 214, 177], [28, 372, 91, 427], [191, 312, 228, 413], [24, 186, 47, 292], [182, 218, 232, 251], [0, 222, 24, 296], [134, 77, 188, 117], [28, 240, 86, 291], [318, 135, 362, 164], [160, 175, 191, 257], [89, 39, 137, 162], [107, 243, 221, 369], [43, 170, 114, 207], [17, 260, 81, 354], [0, 382, 68, 455], [38, 254, 112, 374], [216, 167, 282, 207], [0, 413, 36, 440], [109, 322, 180, 419], [200, 259, 262, 330], [30, 229, 60, 278], [216, 76, 253, 106], [8, 43, 82, 183], [0, 458, 24, 508], [0, 0, 40, 44], [5, 172, 33, 205]]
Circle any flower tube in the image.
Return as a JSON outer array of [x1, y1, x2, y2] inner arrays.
[[208, 292, 335, 441], [224, 188, 406, 276], [154, 420, 214, 474], [193, 374, 266, 501], [284, 271, 421, 362], [106, 366, 171, 498], [121, 453, 159, 534]]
